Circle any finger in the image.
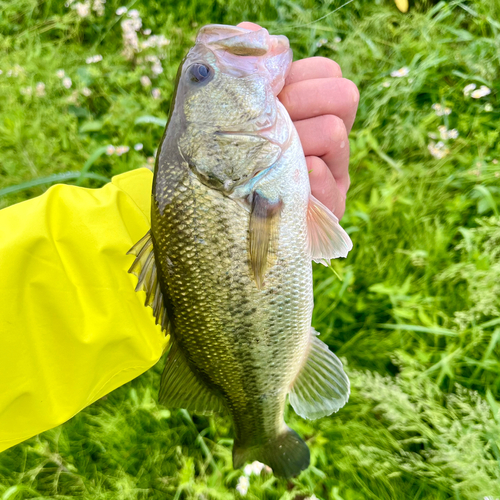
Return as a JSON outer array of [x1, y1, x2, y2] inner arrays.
[[237, 22, 262, 31], [295, 115, 350, 196], [307, 156, 346, 219], [279, 77, 359, 133], [286, 57, 342, 85]]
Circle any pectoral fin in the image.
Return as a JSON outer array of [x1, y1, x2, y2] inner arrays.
[[159, 340, 225, 415], [249, 192, 283, 288], [307, 195, 353, 265], [127, 230, 169, 334], [289, 327, 350, 420]]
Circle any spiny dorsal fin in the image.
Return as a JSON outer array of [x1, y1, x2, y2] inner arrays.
[[159, 340, 225, 414], [289, 327, 350, 420], [249, 192, 283, 289], [127, 230, 169, 334], [307, 195, 353, 265]]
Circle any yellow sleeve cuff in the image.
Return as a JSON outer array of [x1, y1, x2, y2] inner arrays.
[[0, 168, 167, 453]]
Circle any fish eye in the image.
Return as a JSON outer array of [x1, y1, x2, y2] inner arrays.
[[189, 63, 213, 84]]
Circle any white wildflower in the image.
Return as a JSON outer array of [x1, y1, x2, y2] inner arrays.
[[20, 87, 32, 96], [62, 77, 72, 89], [134, 143, 143, 151], [0, 70, 3, 75], [334, 36, 342, 43], [140, 75, 152, 87], [447, 129, 459, 139], [35, 82, 46, 96], [147, 156, 155, 165], [428, 141, 449, 159], [471, 85, 491, 99], [127, 9, 140, 18], [116, 6, 127, 15], [463, 83, 476, 96], [243, 461, 266, 476], [146, 55, 163, 76], [432, 103, 443, 116], [143, 28, 151, 35], [86, 54, 103, 64], [67, 90, 79, 104], [428, 132, 438, 140], [316, 38, 328, 48], [236, 476, 249, 496], [115, 145, 130, 156], [390, 66, 409, 78], [151, 88, 161, 99], [74, 2, 90, 17], [431, 104, 451, 116], [92, 0, 105, 16], [7, 65, 25, 77], [484, 103, 493, 112], [305, 496, 319, 500], [82, 87, 92, 96], [141, 34, 170, 49], [438, 125, 448, 140], [56, 69, 65, 78], [106, 145, 116, 155], [382, 81, 390, 88], [121, 15, 142, 59]]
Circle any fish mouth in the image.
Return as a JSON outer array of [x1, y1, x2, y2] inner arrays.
[[195, 24, 293, 96]]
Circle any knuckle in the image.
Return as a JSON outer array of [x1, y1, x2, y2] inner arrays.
[[323, 114, 346, 136], [321, 115, 348, 148], [343, 78, 360, 105], [313, 57, 342, 77], [307, 156, 329, 180]]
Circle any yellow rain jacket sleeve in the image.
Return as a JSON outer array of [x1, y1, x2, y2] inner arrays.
[[0, 168, 168, 453]]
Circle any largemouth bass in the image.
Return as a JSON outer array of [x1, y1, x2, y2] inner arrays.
[[128, 24, 353, 478]]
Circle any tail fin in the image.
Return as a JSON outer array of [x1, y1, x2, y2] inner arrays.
[[233, 427, 310, 478]]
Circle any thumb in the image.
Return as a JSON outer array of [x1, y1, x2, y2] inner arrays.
[[237, 22, 262, 31]]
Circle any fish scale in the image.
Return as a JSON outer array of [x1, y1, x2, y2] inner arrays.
[[128, 23, 352, 478], [152, 149, 311, 444]]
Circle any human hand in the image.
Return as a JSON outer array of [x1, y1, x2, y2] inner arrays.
[[238, 22, 359, 220]]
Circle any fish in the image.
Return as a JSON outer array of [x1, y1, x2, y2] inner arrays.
[[128, 24, 353, 478]]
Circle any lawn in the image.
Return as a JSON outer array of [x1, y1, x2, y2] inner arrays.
[[0, 0, 499, 498]]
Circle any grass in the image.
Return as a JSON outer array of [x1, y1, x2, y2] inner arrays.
[[0, 0, 499, 498]]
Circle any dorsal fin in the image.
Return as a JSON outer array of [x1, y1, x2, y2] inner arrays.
[[127, 230, 169, 334]]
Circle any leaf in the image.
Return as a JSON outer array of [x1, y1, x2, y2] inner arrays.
[[378, 323, 458, 337], [0, 172, 110, 198], [135, 115, 167, 127], [79, 121, 103, 133]]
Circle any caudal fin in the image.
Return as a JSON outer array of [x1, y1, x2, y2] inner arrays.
[[233, 427, 310, 478]]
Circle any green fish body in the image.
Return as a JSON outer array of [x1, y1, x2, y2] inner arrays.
[[129, 24, 352, 478]]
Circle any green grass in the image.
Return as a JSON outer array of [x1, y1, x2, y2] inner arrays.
[[1, 0, 499, 498]]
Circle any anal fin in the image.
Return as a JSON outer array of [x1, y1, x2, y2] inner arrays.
[[127, 230, 169, 334], [289, 327, 350, 420], [159, 340, 225, 415], [307, 194, 353, 265]]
